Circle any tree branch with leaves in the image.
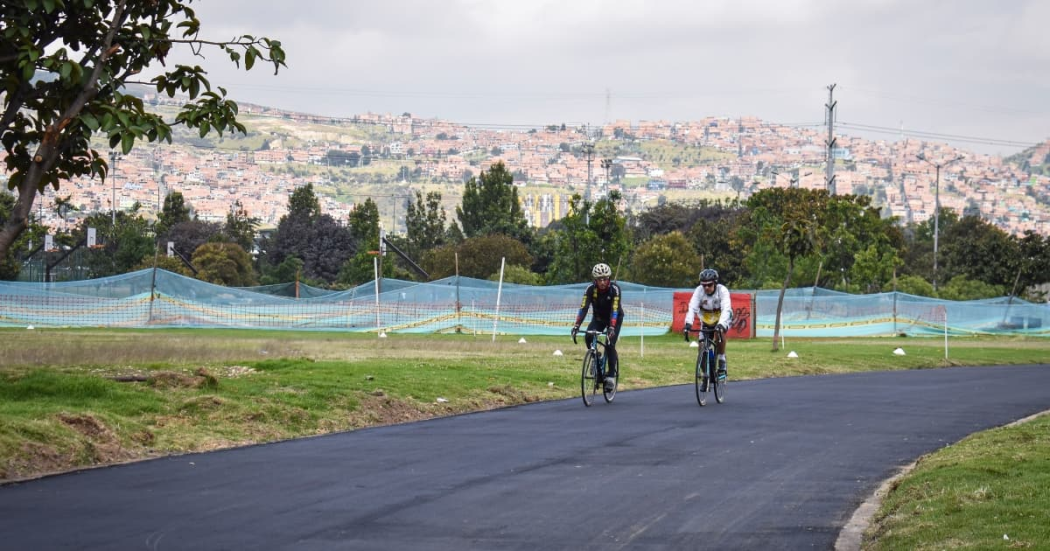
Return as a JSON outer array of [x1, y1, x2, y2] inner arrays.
[[0, 0, 286, 260]]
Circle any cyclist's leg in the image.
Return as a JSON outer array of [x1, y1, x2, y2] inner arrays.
[[606, 315, 623, 378], [714, 327, 727, 375]]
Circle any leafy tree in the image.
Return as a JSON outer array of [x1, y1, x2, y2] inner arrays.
[[419, 243, 457, 280], [630, 232, 700, 287], [78, 209, 154, 277], [263, 185, 353, 284], [0, 0, 286, 260], [259, 256, 303, 285], [456, 161, 531, 244], [133, 253, 191, 277], [339, 198, 390, 285], [849, 243, 903, 294], [223, 201, 258, 254], [893, 274, 935, 297], [545, 192, 631, 284], [456, 234, 532, 279], [1016, 231, 1050, 300], [747, 188, 828, 351], [288, 183, 321, 220], [192, 242, 256, 287], [156, 191, 191, 235], [937, 275, 1005, 301], [900, 208, 960, 285], [487, 264, 542, 285], [939, 215, 1018, 288], [157, 219, 222, 260], [403, 190, 446, 262], [422, 235, 532, 280]]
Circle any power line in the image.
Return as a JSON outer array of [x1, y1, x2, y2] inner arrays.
[[837, 121, 1039, 148], [844, 85, 1048, 117]]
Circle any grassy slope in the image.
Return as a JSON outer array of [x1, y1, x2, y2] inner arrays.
[[1, 329, 1047, 549]]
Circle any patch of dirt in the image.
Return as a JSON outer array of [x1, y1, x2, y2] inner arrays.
[[149, 369, 217, 390], [0, 413, 148, 482], [57, 413, 137, 466], [487, 385, 541, 403], [348, 394, 436, 428], [1, 442, 67, 481], [58, 413, 110, 439]]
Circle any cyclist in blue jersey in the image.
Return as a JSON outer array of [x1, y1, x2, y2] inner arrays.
[[571, 263, 624, 390]]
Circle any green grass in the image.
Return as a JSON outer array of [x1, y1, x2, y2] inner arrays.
[[865, 413, 1050, 550], [1, 328, 1048, 551]]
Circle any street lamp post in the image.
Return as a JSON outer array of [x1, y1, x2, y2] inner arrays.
[[917, 153, 964, 291]]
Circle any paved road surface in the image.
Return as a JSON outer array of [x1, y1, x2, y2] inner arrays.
[[2, 365, 1049, 550]]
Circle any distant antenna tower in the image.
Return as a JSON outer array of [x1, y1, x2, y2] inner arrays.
[[605, 88, 611, 124]]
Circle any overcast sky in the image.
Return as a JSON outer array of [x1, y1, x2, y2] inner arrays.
[[170, 0, 1050, 156]]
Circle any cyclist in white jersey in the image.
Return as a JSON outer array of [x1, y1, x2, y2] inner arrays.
[[683, 268, 732, 376]]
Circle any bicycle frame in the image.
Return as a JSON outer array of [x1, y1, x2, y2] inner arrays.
[[685, 326, 725, 406], [579, 329, 615, 406], [584, 329, 609, 360]]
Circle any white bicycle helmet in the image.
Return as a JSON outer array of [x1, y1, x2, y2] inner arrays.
[[592, 263, 612, 279]]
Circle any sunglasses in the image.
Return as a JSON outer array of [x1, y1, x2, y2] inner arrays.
[[702, 282, 716, 287]]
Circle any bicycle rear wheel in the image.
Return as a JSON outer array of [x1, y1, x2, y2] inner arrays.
[[581, 349, 599, 407], [695, 347, 708, 406]]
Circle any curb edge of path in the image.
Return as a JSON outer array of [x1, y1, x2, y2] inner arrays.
[[834, 408, 1050, 551]]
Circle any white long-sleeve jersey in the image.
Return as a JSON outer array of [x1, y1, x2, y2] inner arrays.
[[684, 283, 733, 328]]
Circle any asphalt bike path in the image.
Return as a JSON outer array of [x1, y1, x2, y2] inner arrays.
[[2, 364, 1049, 550]]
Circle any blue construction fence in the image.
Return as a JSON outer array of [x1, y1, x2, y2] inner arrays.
[[0, 269, 1047, 337]]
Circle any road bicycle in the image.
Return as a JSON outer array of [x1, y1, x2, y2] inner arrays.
[[685, 326, 726, 406], [575, 329, 616, 406]]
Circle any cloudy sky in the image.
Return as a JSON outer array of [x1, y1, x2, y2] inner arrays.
[[171, 0, 1049, 156]]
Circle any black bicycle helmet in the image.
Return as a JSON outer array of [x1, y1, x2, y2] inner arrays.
[[699, 268, 719, 283]]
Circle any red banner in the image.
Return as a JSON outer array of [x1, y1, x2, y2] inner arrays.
[[672, 291, 753, 339]]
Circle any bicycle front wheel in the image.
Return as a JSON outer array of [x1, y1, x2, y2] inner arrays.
[[713, 366, 726, 404], [695, 348, 709, 406], [581, 349, 599, 407]]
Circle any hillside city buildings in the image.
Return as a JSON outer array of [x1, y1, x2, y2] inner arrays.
[[7, 98, 1049, 238]]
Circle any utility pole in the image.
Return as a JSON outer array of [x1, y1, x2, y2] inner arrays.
[[917, 153, 965, 292], [583, 142, 595, 203], [600, 158, 612, 195], [824, 83, 837, 195], [109, 151, 120, 226]]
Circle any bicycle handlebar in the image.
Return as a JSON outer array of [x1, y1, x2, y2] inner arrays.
[[683, 326, 723, 343], [572, 327, 609, 345]]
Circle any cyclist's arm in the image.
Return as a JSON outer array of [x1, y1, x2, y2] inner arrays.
[[573, 286, 593, 327], [684, 286, 702, 326], [715, 285, 733, 328], [609, 285, 622, 330]]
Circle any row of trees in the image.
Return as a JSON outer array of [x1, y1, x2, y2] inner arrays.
[[6, 161, 1047, 311]]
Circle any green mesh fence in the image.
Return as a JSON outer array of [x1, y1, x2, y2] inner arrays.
[[0, 269, 1046, 336]]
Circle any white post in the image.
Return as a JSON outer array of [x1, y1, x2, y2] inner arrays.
[[492, 257, 506, 342], [943, 306, 949, 360], [640, 299, 645, 358], [374, 256, 380, 334]]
